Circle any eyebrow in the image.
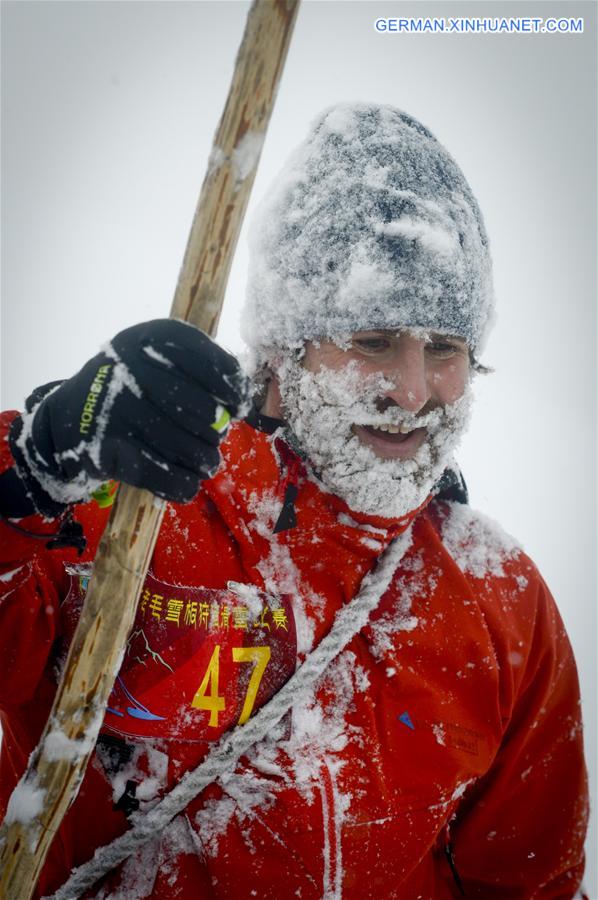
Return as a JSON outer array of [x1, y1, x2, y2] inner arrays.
[[352, 329, 467, 344], [428, 332, 467, 344]]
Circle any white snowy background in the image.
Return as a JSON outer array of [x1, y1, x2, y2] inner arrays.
[[1, 0, 596, 893]]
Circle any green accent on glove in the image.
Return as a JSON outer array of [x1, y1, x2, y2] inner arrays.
[[211, 405, 231, 434], [92, 481, 117, 509]]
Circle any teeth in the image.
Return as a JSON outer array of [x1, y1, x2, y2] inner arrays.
[[373, 423, 414, 435]]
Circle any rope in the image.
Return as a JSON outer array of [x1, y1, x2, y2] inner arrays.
[[49, 527, 413, 899]]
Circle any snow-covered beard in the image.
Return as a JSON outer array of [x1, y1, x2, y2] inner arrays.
[[274, 355, 473, 519]]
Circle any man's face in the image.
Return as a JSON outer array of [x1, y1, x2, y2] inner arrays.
[[271, 327, 473, 519], [302, 330, 470, 460]]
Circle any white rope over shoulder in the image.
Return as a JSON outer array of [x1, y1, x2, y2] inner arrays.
[[48, 527, 413, 899]]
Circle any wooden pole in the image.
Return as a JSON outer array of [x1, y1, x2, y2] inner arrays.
[[0, 2, 300, 897]]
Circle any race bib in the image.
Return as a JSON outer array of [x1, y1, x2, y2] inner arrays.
[[62, 568, 297, 743]]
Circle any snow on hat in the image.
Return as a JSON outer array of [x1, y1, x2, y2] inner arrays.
[[242, 103, 495, 356]]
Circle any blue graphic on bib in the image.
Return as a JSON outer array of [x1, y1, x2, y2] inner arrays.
[[398, 711, 415, 731]]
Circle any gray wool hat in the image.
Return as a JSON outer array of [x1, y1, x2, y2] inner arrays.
[[242, 103, 495, 357]]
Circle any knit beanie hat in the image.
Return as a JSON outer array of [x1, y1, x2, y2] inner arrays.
[[242, 103, 495, 357]]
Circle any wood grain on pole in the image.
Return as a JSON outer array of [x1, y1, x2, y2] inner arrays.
[[0, 2, 299, 897]]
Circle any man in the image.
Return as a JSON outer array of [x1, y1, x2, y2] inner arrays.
[[0, 104, 588, 897]]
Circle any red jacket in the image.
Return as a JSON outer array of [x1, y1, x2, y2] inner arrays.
[[0, 412, 588, 898]]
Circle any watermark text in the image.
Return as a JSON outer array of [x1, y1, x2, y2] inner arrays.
[[374, 17, 584, 35]]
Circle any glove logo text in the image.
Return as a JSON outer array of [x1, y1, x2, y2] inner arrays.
[[79, 364, 112, 434]]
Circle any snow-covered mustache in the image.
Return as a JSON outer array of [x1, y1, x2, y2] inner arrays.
[[285, 362, 462, 433]]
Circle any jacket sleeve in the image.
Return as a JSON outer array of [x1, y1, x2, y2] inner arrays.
[[0, 410, 70, 709], [449, 565, 589, 898]]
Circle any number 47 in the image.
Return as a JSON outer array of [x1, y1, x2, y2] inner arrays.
[[191, 645, 271, 728]]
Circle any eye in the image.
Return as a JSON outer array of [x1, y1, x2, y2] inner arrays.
[[352, 337, 391, 354], [426, 340, 465, 359]]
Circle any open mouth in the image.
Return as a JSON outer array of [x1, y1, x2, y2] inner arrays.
[[362, 423, 416, 441], [353, 423, 427, 457]]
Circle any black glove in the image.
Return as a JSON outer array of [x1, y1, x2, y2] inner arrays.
[[9, 319, 250, 514]]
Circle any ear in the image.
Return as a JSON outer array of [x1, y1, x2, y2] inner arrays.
[[261, 371, 284, 418]]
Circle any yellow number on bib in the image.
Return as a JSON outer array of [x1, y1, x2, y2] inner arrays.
[[232, 646, 272, 724], [191, 645, 225, 726], [191, 645, 271, 728]]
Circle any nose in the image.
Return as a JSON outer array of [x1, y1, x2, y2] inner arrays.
[[380, 337, 430, 413]]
